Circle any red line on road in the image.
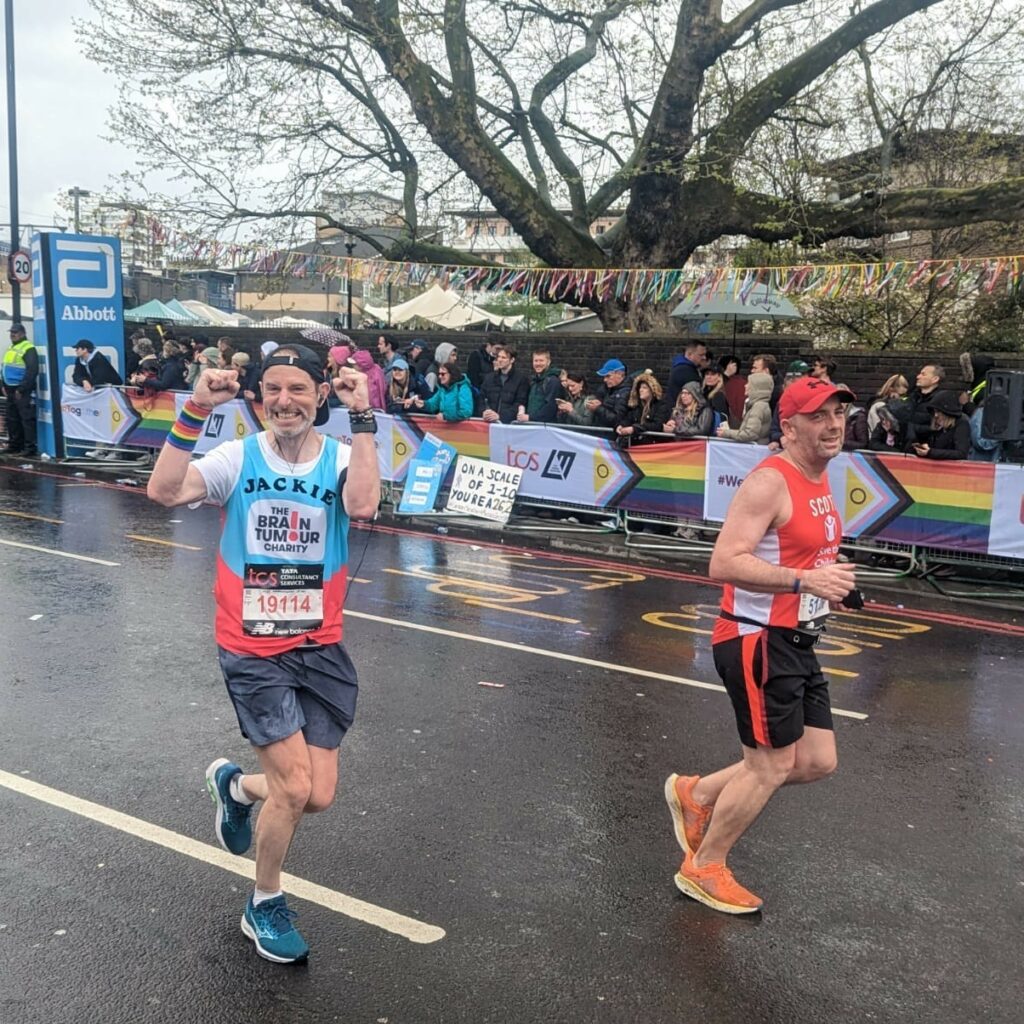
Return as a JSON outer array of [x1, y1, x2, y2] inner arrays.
[[358, 522, 1024, 637], [5, 465, 1022, 638], [0, 463, 145, 495]]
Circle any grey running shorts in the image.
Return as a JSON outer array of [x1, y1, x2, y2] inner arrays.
[[217, 642, 359, 750]]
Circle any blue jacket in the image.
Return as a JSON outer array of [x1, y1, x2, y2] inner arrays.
[[421, 377, 474, 422]]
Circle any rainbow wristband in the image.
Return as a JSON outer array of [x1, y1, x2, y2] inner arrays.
[[166, 398, 212, 451]]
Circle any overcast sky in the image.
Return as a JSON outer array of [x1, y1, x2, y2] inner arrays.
[[0, 0, 128, 241]]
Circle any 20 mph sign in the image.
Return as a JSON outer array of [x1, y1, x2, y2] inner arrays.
[[7, 249, 31, 285]]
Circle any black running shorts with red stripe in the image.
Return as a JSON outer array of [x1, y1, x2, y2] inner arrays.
[[712, 628, 833, 749]]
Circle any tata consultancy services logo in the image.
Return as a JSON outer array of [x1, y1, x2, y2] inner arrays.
[[542, 449, 576, 481], [55, 239, 118, 321]]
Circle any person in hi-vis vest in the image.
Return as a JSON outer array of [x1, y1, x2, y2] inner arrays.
[[1, 323, 39, 457]]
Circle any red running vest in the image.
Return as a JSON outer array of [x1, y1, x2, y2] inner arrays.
[[713, 455, 842, 641]]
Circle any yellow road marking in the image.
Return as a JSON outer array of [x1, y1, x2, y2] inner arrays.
[[0, 509, 63, 524], [345, 610, 868, 721], [0, 538, 119, 566], [125, 533, 203, 551], [0, 768, 445, 945]]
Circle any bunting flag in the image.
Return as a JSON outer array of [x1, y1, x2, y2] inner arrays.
[[138, 214, 1024, 308]]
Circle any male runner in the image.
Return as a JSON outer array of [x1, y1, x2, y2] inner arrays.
[[665, 376, 857, 914], [147, 344, 380, 961]]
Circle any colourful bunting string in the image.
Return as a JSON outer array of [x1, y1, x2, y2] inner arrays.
[[138, 215, 1024, 308]]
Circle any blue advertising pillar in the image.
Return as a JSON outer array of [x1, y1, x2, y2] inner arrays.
[[31, 232, 125, 457]]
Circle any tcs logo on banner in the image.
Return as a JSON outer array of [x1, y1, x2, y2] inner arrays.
[[505, 445, 577, 480]]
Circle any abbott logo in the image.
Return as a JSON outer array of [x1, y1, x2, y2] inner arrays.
[[55, 239, 116, 299], [541, 449, 576, 480]]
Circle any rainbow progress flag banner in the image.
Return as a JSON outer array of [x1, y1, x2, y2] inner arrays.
[[617, 441, 706, 519]]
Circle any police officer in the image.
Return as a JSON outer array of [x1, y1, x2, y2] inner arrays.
[[2, 323, 39, 457]]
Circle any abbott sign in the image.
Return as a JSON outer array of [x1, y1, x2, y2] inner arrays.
[[32, 232, 126, 457]]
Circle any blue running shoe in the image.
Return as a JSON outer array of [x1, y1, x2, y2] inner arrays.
[[205, 758, 253, 855], [241, 895, 309, 963]]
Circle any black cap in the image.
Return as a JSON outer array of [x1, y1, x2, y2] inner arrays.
[[261, 344, 331, 427]]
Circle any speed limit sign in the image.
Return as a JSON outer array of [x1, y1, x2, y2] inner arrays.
[[7, 249, 31, 285]]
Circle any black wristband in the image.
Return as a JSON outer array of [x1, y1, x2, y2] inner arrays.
[[349, 408, 377, 434]]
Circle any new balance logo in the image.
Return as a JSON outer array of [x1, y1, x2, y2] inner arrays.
[[248, 622, 277, 635], [541, 449, 576, 480]]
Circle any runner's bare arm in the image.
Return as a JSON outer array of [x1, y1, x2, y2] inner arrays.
[[709, 468, 856, 600], [334, 368, 381, 520], [147, 370, 238, 507]]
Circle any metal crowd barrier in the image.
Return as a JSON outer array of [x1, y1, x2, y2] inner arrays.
[[50, 390, 1020, 591]]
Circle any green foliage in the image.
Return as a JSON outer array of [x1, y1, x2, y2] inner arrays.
[[478, 292, 568, 330]]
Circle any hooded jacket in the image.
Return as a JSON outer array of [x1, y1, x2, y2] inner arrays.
[[426, 342, 457, 392], [621, 372, 670, 440], [352, 350, 388, 411], [717, 373, 773, 444], [421, 367, 474, 422], [526, 364, 563, 422], [670, 381, 714, 438]]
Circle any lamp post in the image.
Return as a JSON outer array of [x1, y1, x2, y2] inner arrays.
[[5, 0, 21, 325], [344, 239, 356, 328], [67, 186, 91, 233]]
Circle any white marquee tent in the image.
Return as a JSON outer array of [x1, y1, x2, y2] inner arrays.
[[363, 284, 523, 329]]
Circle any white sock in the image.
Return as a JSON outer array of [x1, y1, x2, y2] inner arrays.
[[230, 774, 254, 805], [253, 888, 282, 906]]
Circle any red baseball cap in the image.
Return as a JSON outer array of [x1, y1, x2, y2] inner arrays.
[[778, 377, 856, 421]]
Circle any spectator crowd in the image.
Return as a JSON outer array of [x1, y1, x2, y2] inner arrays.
[[4, 325, 1014, 465]]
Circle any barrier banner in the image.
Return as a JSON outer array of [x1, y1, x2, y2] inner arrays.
[[703, 442, 768, 522], [61, 387, 394, 478], [617, 441, 706, 518], [866, 455, 993, 552], [979, 463, 1023, 558], [487, 424, 638, 508], [54, 391, 1020, 558], [59, 384, 136, 444]]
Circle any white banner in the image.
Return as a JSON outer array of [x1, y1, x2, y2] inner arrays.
[[988, 463, 1024, 558], [487, 423, 635, 507], [445, 456, 523, 523], [703, 441, 771, 521], [60, 385, 135, 443]]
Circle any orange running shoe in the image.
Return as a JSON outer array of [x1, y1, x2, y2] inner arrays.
[[674, 852, 763, 914], [664, 773, 713, 856]]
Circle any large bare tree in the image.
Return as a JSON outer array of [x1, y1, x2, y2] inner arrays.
[[82, 0, 1024, 329]]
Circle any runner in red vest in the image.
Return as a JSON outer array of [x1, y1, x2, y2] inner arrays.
[[665, 376, 858, 914]]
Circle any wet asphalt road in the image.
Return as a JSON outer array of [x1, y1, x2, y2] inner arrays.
[[0, 461, 1022, 1024]]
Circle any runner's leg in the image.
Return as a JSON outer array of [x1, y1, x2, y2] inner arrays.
[[252, 731, 314, 893], [784, 726, 837, 784], [692, 742, 796, 868], [304, 745, 340, 813]]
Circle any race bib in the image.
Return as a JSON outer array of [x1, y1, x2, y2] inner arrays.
[[797, 591, 830, 633], [242, 562, 324, 637]]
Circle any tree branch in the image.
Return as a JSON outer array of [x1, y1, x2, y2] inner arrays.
[[703, 0, 945, 172]]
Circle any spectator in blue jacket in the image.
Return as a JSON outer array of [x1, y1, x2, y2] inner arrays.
[[412, 365, 474, 422]]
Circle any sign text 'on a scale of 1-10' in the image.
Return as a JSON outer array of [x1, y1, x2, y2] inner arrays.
[[445, 456, 523, 524]]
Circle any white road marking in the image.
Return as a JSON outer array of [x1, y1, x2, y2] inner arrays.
[[0, 539, 120, 566], [346, 610, 869, 721], [0, 769, 445, 945], [28, 614, 43, 621]]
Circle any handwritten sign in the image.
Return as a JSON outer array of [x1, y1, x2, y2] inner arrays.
[[445, 456, 523, 524]]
